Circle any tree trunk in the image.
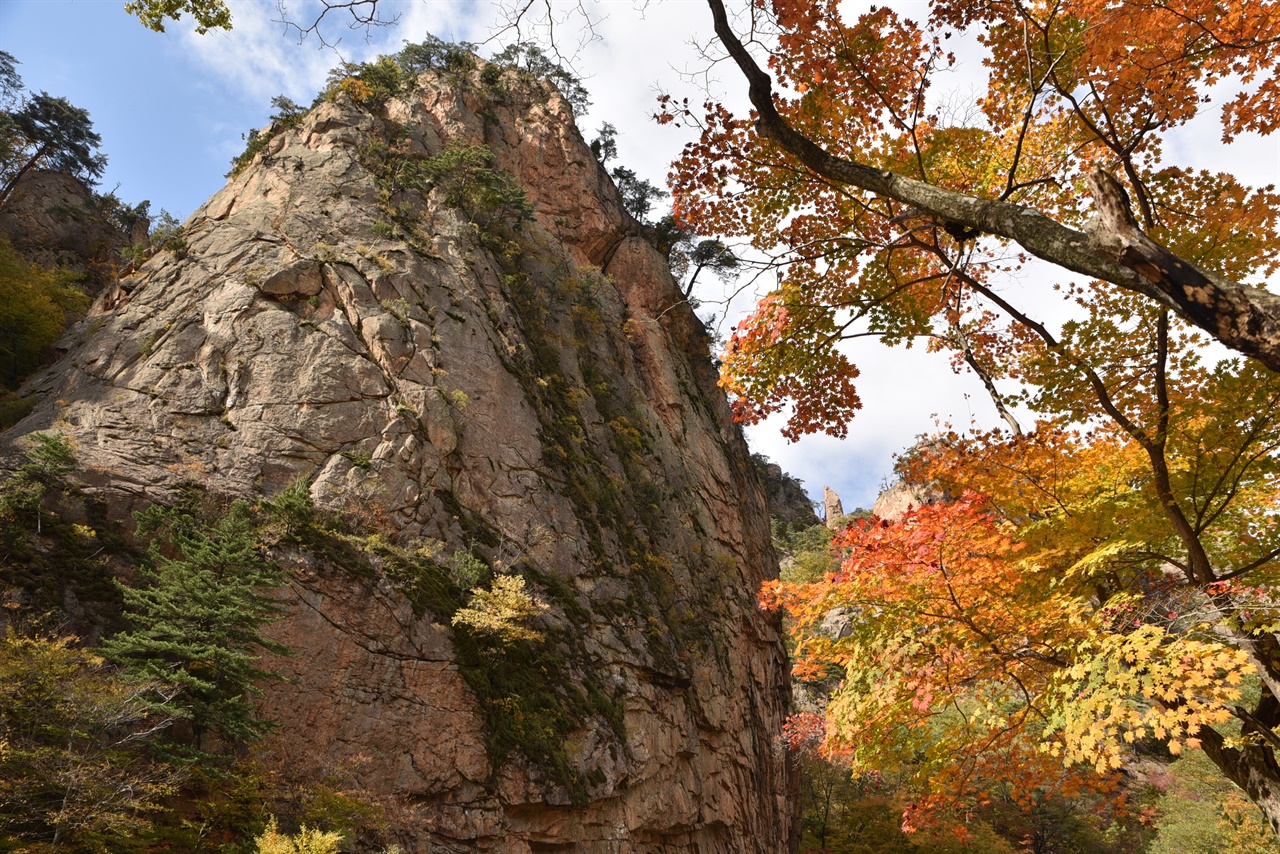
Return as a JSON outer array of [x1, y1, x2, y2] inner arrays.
[[0, 145, 47, 208], [1201, 727, 1280, 839], [1200, 692, 1280, 842]]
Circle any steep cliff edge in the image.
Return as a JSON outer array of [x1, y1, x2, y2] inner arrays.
[[3, 63, 797, 850]]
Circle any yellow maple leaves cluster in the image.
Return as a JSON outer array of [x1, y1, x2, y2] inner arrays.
[[1049, 626, 1252, 773]]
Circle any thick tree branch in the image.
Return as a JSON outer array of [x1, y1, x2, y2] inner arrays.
[[705, 0, 1280, 373], [1083, 169, 1280, 370]]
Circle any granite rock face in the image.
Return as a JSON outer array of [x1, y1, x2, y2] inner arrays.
[[822, 486, 845, 528], [871, 480, 940, 523], [4, 67, 797, 851]]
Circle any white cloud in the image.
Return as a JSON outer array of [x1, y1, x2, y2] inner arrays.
[[746, 338, 1002, 512], [175, 1, 338, 103], [1164, 77, 1280, 191]]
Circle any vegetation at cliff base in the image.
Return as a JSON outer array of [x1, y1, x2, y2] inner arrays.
[[0, 440, 398, 851], [0, 627, 184, 849]]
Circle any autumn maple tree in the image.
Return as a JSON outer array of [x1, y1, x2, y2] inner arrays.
[[666, 0, 1280, 840]]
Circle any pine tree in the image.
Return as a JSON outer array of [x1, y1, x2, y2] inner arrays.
[[0, 92, 106, 205], [0, 432, 78, 534], [103, 500, 288, 751]]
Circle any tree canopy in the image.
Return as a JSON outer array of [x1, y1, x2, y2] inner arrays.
[[666, 0, 1280, 841], [1, 94, 106, 202], [0, 53, 107, 206], [674, 0, 1280, 379]]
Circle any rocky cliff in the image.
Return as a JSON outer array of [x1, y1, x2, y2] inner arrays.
[[753, 457, 821, 532], [3, 62, 797, 851]]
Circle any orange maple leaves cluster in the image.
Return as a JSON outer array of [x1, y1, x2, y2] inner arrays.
[[676, 0, 1280, 836], [763, 490, 1254, 831], [673, 0, 1280, 440]]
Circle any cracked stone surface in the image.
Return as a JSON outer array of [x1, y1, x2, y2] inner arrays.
[[3, 66, 797, 852]]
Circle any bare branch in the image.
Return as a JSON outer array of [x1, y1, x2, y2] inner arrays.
[[273, 0, 398, 49], [485, 0, 602, 70]]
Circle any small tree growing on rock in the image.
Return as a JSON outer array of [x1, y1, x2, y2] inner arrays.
[[452, 574, 549, 645]]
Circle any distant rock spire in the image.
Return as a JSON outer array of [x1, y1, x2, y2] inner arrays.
[[823, 485, 844, 528]]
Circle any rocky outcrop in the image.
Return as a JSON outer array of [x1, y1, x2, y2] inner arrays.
[[822, 486, 845, 528], [0, 170, 135, 291], [871, 480, 939, 523], [754, 457, 820, 530], [3, 66, 796, 851]]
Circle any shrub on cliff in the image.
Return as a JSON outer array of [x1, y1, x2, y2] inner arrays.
[[396, 35, 477, 77], [419, 144, 533, 236], [489, 42, 590, 116], [451, 574, 549, 644], [253, 816, 343, 854], [227, 95, 308, 178], [325, 56, 404, 108]]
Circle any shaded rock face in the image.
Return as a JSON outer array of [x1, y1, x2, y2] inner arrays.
[[5, 69, 797, 850], [0, 170, 131, 291], [754, 458, 820, 530]]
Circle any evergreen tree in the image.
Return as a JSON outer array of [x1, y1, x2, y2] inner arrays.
[[589, 122, 618, 165], [608, 165, 665, 224], [396, 34, 477, 76], [1, 91, 106, 205], [103, 500, 289, 751], [0, 432, 79, 534], [489, 42, 590, 116]]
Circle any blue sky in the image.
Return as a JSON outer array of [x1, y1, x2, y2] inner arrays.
[[0, 0, 732, 221], [3, 0, 1277, 514], [2, 0, 293, 220]]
